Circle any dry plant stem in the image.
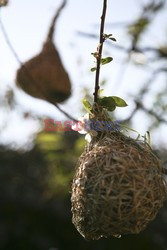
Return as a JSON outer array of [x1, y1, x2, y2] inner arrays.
[[47, 0, 67, 41], [0, 4, 76, 121], [94, 0, 107, 103], [0, 9, 22, 66]]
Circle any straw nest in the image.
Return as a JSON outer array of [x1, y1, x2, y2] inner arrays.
[[16, 1, 71, 103], [16, 40, 71, 103], [71, 110, 166, 240], [0, 0, 8, 6]]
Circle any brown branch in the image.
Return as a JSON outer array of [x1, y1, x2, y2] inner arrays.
[[93, 0, 107, 103], [0, 4, 76, 121], [135, 101, 167, 124], [78, 31, 167, 61], [77, 31, 127, 52]]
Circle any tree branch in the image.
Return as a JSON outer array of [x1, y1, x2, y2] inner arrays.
[[93, 0, 107, 103], [135, 101, 167, 124]]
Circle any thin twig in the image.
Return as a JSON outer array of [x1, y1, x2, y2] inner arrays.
[[93, 0, 107, 103], [0, 9, 22, 65], [47, 0, 67, 41], [0, 4, 76, 121], [78, 31, 167, 59], [135, 101, 167, 124]]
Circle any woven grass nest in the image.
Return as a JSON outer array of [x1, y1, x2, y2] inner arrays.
[[16, 0, 71, 104], [71, 106, 167, 240], [16, 40, 71, 103]]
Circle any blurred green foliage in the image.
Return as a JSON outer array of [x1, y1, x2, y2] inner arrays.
[[0, 130, 166, 250]]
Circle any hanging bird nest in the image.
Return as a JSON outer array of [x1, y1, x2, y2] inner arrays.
[[71, 104, 167, 240], [0, 0, 8, 7], [16, 0, 71, 103]]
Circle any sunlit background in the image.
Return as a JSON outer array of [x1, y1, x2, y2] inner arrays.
[[0, 0, 167, 148], [0, 0, 167, 249]]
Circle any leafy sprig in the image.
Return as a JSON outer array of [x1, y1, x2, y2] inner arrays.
[[82, 96, 128, 113], [90, 33, 116, 73]]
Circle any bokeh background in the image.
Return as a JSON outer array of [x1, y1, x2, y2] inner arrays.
[[0, 0, 167, 249]]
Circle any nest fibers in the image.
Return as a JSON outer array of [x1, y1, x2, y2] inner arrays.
[[71, 130, 166, 240], [16, 40, 71, 103]]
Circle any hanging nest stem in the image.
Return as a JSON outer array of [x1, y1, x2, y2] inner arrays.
[[71, 104, 167, 240]]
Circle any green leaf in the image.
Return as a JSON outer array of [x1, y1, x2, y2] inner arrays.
[[105, 33, 113, 36], [100, 57, 113, 65], [103, 33, 116, 41], [82, 99, 92, 113], [109, 37, 117, 42], [98, 89, 104, 96], [103, 33, 113, 38], [111, 96, 128, 107], [100, 79, 107, 86], [98, 97, 116, 112], [90, 67, 97, 72]]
